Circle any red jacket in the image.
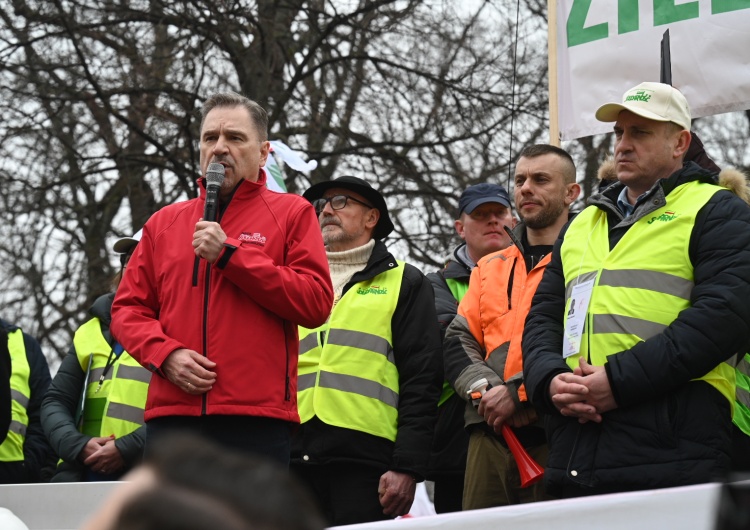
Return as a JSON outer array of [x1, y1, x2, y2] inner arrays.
[[111, 174, 333, 423]]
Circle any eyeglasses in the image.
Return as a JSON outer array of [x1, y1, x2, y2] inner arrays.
[[312, 194, 374, 214]]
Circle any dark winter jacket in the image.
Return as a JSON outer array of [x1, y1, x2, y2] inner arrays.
[[291, 241, 443, 480], [425, 244, 473, 478], [0, 319, 53, 484], [523, 162, 750, 497], [427, 244, 473, 340], [41, 293, 146, 482]]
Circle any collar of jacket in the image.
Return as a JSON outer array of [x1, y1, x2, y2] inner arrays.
[[507, 222, 528, 254], [196, 171, 268, 204], [0, 319, 16, 333], [342, 240, 399, 295], [442, 243, 472, 280], [588, 161, 717, 223], [89, 293, 116, 346], [89, 293, 115, 323]]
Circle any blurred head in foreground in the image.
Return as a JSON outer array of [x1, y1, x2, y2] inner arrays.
[[82, 432, 325, 530]]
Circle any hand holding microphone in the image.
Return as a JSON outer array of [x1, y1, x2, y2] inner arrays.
[[194, 163, 227, 262]]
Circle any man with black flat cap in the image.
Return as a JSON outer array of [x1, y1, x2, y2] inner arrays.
[[292, 176, 443, 526]]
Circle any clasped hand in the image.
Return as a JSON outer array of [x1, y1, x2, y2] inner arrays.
[[80, 436, 125, 475], [549, 357, 617, 423]]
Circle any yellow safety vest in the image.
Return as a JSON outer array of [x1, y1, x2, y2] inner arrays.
[[0, 330, 30, 462], [74, 318, 150, 439], [298, 262, 405, 441], [735, 353, 750, 436], [561, 181, 734, 405]]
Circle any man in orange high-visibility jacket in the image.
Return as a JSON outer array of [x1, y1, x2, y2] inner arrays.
[[444, 144, 580, 509]]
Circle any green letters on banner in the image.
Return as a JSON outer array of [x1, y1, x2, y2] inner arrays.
[[712, 0, 750, 14], [654, 0, 699, 25], [566, 0, 749, 47]]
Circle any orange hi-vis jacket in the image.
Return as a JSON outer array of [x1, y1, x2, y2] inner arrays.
[[444, 241, 550, 427]]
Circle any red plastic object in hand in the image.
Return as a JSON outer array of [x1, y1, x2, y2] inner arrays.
[[501, 424, 544, 488]]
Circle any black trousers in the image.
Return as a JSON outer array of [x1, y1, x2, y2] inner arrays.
[[731, 423, 750, 472], [291, 461, 392, 526], [146, 415, 292, 467], [432, 474, 464, 513]]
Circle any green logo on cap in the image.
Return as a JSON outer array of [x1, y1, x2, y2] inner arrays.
[[625, 90, 652, 103]]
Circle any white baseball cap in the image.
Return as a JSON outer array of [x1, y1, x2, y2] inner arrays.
[[113, 229, 143, 254], [595, 82, 691, 130]]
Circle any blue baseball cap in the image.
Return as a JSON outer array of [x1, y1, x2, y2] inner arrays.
[[458, 183, 511, 215]]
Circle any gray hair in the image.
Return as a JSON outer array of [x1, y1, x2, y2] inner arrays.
[[200, 91, 269, 141]]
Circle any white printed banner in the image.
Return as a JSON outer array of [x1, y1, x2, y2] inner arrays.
[[555, 0, 750, 140]]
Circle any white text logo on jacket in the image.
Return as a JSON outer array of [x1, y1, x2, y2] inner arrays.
[[239, 232, 267, 246]]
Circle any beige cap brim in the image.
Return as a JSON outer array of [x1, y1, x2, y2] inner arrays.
[[595, 102, 673, 124]]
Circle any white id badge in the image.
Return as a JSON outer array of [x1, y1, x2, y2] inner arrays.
[[563, 279, 595, 359]]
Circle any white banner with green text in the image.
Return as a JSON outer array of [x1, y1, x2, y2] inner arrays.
[[555, 0, 750, 140]]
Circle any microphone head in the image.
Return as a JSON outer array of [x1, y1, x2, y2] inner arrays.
[[206, 163, 225, 189]]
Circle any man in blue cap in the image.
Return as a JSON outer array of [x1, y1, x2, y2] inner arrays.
[[425, 182, 515, 512]]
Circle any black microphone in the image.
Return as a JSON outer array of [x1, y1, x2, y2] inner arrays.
[[203, 163, 225, 222]]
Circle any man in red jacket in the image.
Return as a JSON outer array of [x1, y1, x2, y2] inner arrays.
[[112, 92, 333, 465]]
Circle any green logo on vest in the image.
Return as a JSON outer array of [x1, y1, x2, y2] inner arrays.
[[357, 285, 388, 295], [624, 90, 651, 103], [647, 211, 678, 224]]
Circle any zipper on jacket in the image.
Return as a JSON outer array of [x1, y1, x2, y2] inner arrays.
[[192, 256, 200, 287], [199, 202, 229, 413], [201, 260, 211, 415], [506, 258, 516, 309]]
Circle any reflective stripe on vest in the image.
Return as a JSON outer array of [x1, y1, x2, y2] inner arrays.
[[734, 353, 750, 436], [298, 262, 404, 441], [561, 181, 734, 406], [74, 318, 150, 439], [0, 329, 30, 462]]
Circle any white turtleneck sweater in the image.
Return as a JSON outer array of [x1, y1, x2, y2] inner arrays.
[[327, 239, 376, 307]]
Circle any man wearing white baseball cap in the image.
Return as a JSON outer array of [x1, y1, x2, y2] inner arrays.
[[522, 82, 750, 497], [595, 81, 691, 130]]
